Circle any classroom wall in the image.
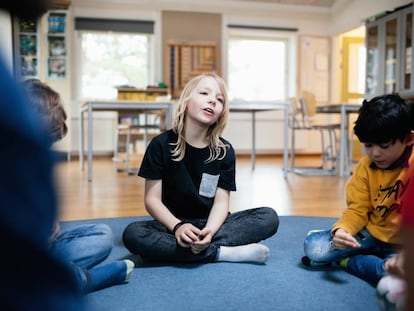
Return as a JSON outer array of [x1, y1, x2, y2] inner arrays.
[[331, 0, 410, 35], [1, 0, 412, 155], [161, 11, 222, 84]]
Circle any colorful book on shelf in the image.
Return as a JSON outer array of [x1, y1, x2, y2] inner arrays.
[[48, 13, 66, 33]]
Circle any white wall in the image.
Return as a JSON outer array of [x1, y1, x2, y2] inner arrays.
[[70, 1, 335, 155], [3, 0, 411, 155], [330, 0, 411, 35]]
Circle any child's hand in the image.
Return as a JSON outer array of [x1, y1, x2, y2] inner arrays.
[[190, 227, 212, 254], [174, 223, 201, 248], [332, 228, 361, 249]]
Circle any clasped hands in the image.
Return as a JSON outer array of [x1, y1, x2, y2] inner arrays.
[[174, 223, 212, 254]]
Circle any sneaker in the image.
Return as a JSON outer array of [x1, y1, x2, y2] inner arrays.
[[301, 256, 331, 268]]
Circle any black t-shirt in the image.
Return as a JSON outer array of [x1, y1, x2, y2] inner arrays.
[[138, 130, 236, 218]]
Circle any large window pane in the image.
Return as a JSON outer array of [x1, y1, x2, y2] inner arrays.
[[228, 36, 288, 101], [80, 31, 151, 100]]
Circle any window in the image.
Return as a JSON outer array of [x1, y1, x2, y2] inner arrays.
[[74, 18, 154, 100], [79, 31, 152, 100], [226, 27, 296, 101]]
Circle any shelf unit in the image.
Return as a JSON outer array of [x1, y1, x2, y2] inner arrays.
[[47, 11, 67, 79], [12, 8, 72, 155], [14, 17, 39, 79], [365, 3, 414, 98], [13, 9, 68, 80], [167, 40, 216, 98]]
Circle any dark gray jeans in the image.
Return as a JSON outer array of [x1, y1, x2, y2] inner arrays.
[[122, 207, 279, 264]]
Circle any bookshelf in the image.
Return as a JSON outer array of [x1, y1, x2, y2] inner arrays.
[[47, 11, 67, 79], [167, 40, 216, 98], [13, 10, 68, 80], [14, 17, 39, 78], [13, 8, 72, 155]]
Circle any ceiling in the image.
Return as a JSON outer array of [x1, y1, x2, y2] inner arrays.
[[72, 0, 345, 10], [71, 0, 352, 17], [225, 0, 337, 8]]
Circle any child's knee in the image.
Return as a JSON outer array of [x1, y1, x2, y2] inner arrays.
[[303, 230, 332, 261]]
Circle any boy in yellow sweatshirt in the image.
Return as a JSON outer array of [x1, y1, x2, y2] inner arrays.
[[302, 94, 414, 286]]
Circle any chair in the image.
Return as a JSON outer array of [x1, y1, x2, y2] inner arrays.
[[113, 111, 165, 175], [289, 91, 340, 175]]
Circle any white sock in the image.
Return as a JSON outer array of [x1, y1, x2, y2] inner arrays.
[[377, 275, 406, 311], [217, 243, 270, 264], [124, 259, 135, 282]]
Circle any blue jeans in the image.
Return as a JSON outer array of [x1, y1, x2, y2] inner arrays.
[[122, 207, 279, 264], [303, 228, 398, 286], [50, 223, 129, 293]]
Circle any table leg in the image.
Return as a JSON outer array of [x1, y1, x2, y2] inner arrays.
[[252, 111, 256, 170], [283, 105, 289, 179], [87, 104, 93, 182], [80, 109, 84, 171], [339, 106, 346, 177], [343, 113, 351, 176], [339, 105, 350, 177], [167, 105, 173, 129]]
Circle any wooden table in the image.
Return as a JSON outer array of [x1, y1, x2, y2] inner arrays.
[[79, 100, 174, 182], [316, 104, 361, 176]]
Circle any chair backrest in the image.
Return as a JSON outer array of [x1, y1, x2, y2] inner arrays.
[[288, 97, 305, 129], [298, 91, 318, 128], [300, 91, 317, 117]]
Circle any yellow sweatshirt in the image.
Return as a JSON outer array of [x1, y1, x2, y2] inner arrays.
[[331, 148, 414, 245]]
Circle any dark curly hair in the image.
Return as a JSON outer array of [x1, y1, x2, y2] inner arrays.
[[354, 94, 414, 144]]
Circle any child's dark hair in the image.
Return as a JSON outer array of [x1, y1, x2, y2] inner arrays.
[[353, 94, 414, 144]]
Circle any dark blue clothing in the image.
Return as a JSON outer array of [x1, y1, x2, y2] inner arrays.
[[0, 57, 84, 310]]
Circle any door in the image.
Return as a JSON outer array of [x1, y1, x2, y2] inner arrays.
[[341, 37, 365, 102]]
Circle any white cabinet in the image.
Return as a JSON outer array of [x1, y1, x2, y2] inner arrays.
[[365, 3, 414, 98]]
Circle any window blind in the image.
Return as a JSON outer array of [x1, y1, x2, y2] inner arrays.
[[227, 24, 298, 32], [75, 17, 154, 34]]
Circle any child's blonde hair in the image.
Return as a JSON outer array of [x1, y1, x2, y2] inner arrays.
[[171, 72, 229, 162]]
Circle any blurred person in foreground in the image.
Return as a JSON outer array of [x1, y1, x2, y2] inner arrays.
[[24, 78, 134, 293], [0, 0, 84, 309], [377, 164, 414, 311]]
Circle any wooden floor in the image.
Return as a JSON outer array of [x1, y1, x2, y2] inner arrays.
[[56, 154, 351, 222]]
